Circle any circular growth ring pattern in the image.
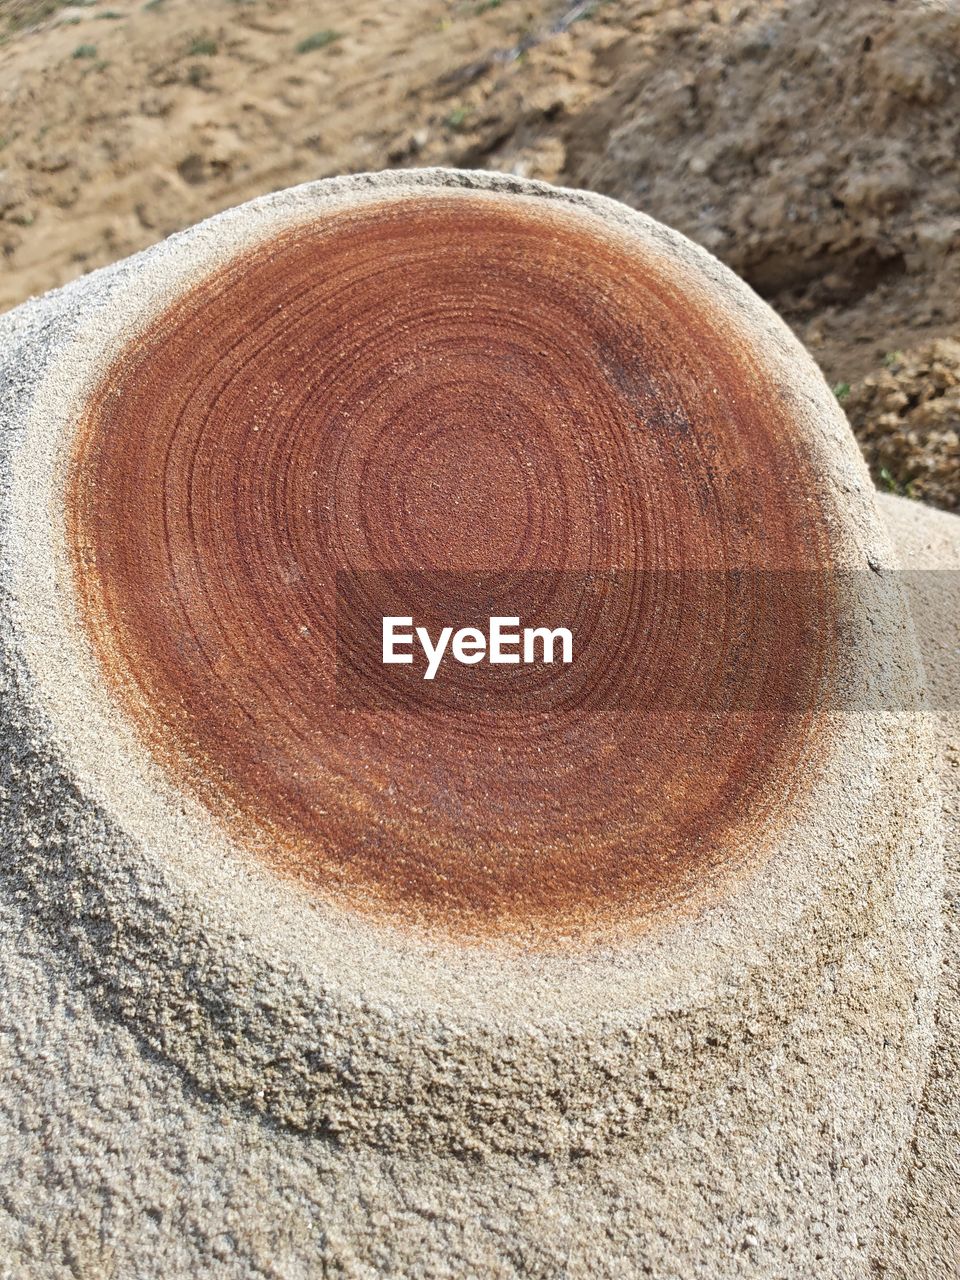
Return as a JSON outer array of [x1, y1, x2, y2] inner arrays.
[[66, 190, 839, 943]]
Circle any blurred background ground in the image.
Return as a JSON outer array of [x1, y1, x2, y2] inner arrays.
[[0, 0, 957, 508]]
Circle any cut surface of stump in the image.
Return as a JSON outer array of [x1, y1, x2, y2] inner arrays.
[[66, 189, 841, 944]]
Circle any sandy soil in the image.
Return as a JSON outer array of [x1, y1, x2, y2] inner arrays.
[[0, 0, 599, 309], [0, 0, 958, 505]]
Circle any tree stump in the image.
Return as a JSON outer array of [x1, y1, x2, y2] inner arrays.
[[0, 170, 942, 1273]]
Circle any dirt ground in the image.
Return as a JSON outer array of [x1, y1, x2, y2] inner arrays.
[[1, 0, 957, 506]]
